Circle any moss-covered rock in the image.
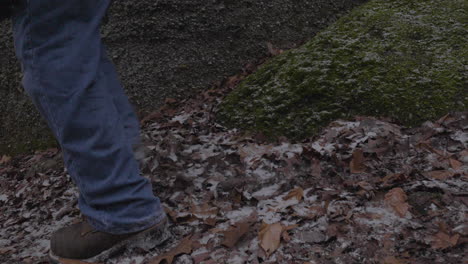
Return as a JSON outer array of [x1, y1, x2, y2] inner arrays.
[[218, 0, 467, 140]]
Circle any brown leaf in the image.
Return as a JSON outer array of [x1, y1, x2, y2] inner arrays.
[[436, 113, 455, 125], [382, 256, 408, 264], [281, 230, 292, 242], [258, 222, 283, 257], [417, 142, 445, 157], [148, 235, 193, 264], [350, 149, 366, 173], [224, 74, 244, 90], [384, 188, 410, 217], [190, 203, 219, 220], [0, 247, 15, 255], [164, 206, 179, 223], [222, 222, 251, 248], [449, 158, 462, 170], [431, 232, 460, 249], [424, 170, 455, 180], [283, 187, 304, 201], [204, 217, 217, 226], [357, 181, 374, 191], [311, 158, 322, 177], [258, 223, 297, 257], [165, 98, 178, 104], [140, 112, 164, 125], [266, 42, 284, 56], [460, 150, 468, 158], [0, 155, 11, 165], [380, 173, 407, 187]]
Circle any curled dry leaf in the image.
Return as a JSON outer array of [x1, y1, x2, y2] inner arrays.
[[283, 187, 304, 201], [0, 155, 11, 165], [424, 170, 455, 180], [384, 188, 410, 218], [259, 222, 283, 257], [448, 158, 462, 170], [221, 222, 251, 248], [382, 256, 408, 264], [267, 42, 284, 56], [350, 149, 366, 173], [190, 202, 219, 220], [164, 206, 179, 223], [380, 173, 407, 187], [417, 142, 445, 157], [0, 247, 14, 255], [357, 181, 374, 191], [311, 158, 322, 177], [258, 222, 297, 258], [431, 232, 460, 250], [149, 235, 193, 264]]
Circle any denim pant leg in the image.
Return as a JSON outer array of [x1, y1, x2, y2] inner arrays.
[[100, 46, 142, 147], [12, 0, 165, 234]]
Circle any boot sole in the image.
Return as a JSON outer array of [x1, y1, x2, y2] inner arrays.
[[48, 217, 170, 264]]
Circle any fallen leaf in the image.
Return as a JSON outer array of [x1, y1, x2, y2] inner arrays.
[[431, 231, 459, 249], [149, 235, 193, 264], [460, 150, 468, 158], [357, 181, 374, 191], [267, 42, 284, 56], [164, 206, 179, 223], [204, 217, 217, 226], [0, 247, 15, 255], [380, 173, 407, 187], [140, 112, 164, 125], [424, 170, 455, 180], [449, 158, 462, 170], [190, 202, 219, 220], [417, 142, 445, 156], [382, 256, 408, 264], [311, 158, 322, 177], [0, 155, 11, 165], [350, 149, 366, 173], [283, 187, 304, 201], [222, 222, 251, 248], [384, 188, 410, 217], [257, 222, 297, 257], [436, 113, 454, 125], [258, 222, 284, 257], [224, 74, 244, 90]]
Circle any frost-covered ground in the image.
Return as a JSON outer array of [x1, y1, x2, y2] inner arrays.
[[0, 76, 466, 264]]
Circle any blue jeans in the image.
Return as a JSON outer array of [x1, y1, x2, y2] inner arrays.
[[12, 0, 165, 234]]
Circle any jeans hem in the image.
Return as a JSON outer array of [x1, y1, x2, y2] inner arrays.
[[86, 212, 167, 235]]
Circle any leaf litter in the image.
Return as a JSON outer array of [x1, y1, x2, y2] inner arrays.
[[0, 76, 467, 263]]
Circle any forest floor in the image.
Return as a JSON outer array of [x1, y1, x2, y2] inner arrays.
[[0, 75, 467, 263]]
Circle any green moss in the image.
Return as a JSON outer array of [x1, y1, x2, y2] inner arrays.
[[218, 0, 468, 140]]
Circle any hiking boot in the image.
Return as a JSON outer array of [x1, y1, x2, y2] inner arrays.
[[49, 217, 169, 263]]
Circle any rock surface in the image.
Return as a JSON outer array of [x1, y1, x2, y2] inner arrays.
[[0, 0, 366, 154], [219, 0, 467, 140]]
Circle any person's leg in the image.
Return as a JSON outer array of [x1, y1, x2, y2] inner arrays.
[[12, 0, 165, 237], [99, 46, 142, 147]]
